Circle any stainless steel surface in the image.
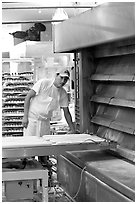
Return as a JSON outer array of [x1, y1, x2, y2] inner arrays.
[[97, 127, 135, 152], [90, 52, 135, 152], [91, 54, 135, 81], [64, 150, 135, 200], [2, 2, 92, 24], [2, 134, 105, 158], [91, 105, 135, 133], [54, 2, 135, 52], [94, 39, 135, 58], [57, 155, 133, 202]]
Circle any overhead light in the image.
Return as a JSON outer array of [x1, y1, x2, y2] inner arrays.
[[52, 8, 68, 24]]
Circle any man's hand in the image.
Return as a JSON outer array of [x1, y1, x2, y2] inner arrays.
[[22, 116, 29, 128]]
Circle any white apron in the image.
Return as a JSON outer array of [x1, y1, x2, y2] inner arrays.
[[24, 86, 59, 137]]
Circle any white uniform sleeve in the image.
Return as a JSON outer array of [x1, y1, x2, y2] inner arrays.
[[31, 78, 51, 95], [31, 79, 43, 95], [59, 88, 69, 107]]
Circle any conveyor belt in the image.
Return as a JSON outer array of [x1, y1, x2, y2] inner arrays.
[[2, 134, 105, 158], [65, 150, 135, 201]]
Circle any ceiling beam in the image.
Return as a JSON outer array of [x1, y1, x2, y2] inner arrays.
[[3, 6, 93, 9], [2, 1, 96, 9], [2, 19, 65, 24]]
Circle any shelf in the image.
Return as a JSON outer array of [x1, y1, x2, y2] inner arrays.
[[3, 113, 24, 116], [110, 121, 134, 135], [3, 77, 30, 81], [2, 58, 34, 63], [18, 71, 33, 75], [5, 85, 31, 89], [3, 125, 23, 128], [3, 87, 30, 90], [91, 74, 134, 82], [2, 134, 23, 137], [3, 97, 26, 101], [3, 107, 24, 111], [3, 81, 33, 85], [109, 98, 135, 108], [3, 102, 24, 105], [91, 116, 111, 127], [91, 96, 110, 104], [91, 75, 110, 81], [91, 95, 135, 108], [2, 116, 22, 123], [3, 131, 23, 134], [91, 116, 135, 135], [3, 91, 22, 94], [3, 92, 23, 95], [3, 122, 22, 125], [3, 119, 22, 122], [3, 96, 27, 100]]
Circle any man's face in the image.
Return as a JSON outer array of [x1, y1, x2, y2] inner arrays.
[[54, 74, 69, 88]]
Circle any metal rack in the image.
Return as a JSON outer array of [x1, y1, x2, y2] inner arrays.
[[74, 52, 81, 133], [2, 72, 33, 137], [89, 44, 135, 161]]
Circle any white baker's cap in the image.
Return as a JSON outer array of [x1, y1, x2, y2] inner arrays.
[[58, 69, 70, 78]]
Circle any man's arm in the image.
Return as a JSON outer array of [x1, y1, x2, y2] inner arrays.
[[22, 89, 36, 128], [62, 107, 75, 133]]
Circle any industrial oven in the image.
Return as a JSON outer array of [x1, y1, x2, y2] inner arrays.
[[53, 2, 135, 202]]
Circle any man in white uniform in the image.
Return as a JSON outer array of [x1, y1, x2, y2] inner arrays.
[[22, 69, 75, 165]]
